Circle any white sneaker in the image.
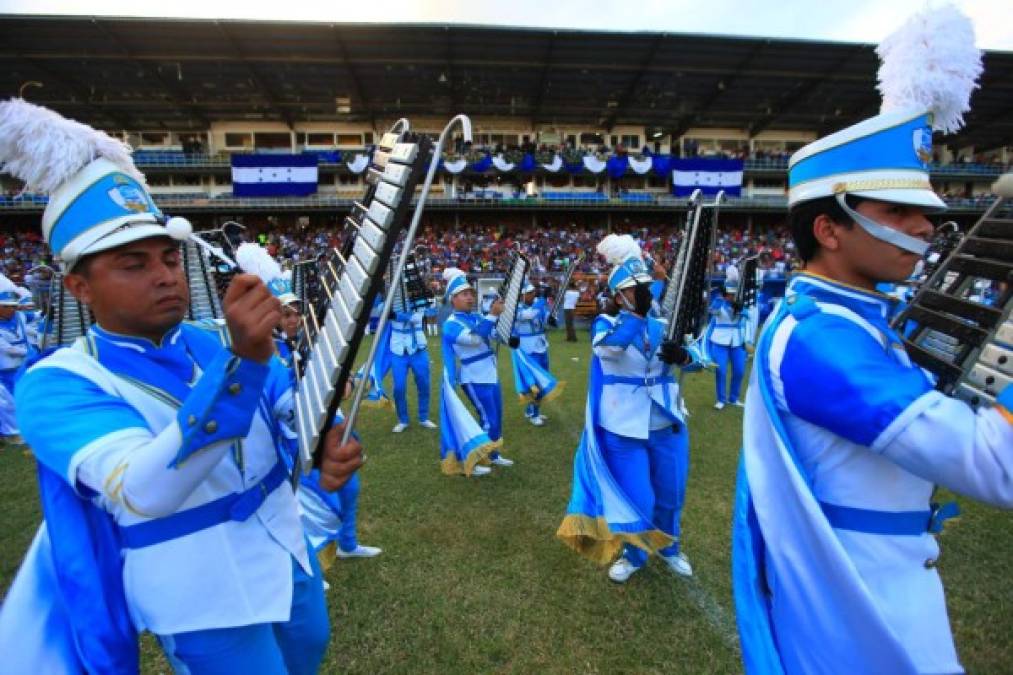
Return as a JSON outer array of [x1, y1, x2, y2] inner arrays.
[[419, 419, 438, 429], [392, 422, 408, 433], [608, 558, 641, 583], [336, 545, 382, 559], [537, 414, 549, 422], [661, 551, 693, 577], [471, 465, 492, 476], [528, 416, 545, 426], [713, 402, 725, 410], [491, 456, 514, 466], [732, 401, 745, 408]]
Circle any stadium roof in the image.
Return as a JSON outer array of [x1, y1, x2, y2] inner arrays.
[[2, 15, 1011, 150]]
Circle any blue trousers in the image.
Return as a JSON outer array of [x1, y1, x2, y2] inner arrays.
[[462, 381, 503, 458], [602, 425, 690, 567], [159, 552, 329, 675], [336, 472, 361, 553], [392, 349, 431, 425], [710, 342, 746, 404], [523, 351, 549, 418]]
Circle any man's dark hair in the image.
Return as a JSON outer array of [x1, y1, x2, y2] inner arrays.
[[67, 254, 94, 278], [788, 195, 861, 262]]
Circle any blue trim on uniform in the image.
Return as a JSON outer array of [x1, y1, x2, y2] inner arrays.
[[788, 112, 931, 187], [818, 501, 959, 536], [49, 171, 161, 255], [593, 312, 646, 348], [119, 461, 288, 549], [460, 350, 494, 366], [173, 352, 270, 468], [600, 374, 675, 387]]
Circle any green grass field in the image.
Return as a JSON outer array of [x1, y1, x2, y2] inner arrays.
[[1, 332, 1011, 673]]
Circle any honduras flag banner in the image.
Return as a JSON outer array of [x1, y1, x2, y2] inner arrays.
[[671, 158, 743, 197], [231, 154, 319, 197]]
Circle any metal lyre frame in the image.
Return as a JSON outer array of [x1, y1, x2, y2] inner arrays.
[[332, 115, 474, 462], [889, 192, 1012, 409], [33, 264, 93, 351], [549, 253, 585, 324], [733, 254, 760, 312], [665, 189, 725, 343], [493, 244, 531, 346], [659, 189, 702, 324]]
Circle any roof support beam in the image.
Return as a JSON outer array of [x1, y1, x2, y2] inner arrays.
[[213, 21, 295, 129], [331, 26, 374, 130], [669, 41, 769, 140], [530, 32, 557, 123], [603, 34, 665, 132], [0, 50, 880, 82], [88, 18, 210, 129], [748, 45, 868, 137], [15, 55, 138, 130]]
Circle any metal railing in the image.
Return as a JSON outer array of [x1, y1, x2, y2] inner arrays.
[[125, 151, 1009, 179]]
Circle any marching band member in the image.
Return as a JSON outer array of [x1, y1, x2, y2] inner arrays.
[[733, 8, 1013, 673], [273, 284, 301, 371], [0, 274, 29, 443], [510, 281, 563, 425], [705, 280, 748, 410], [557, 234, 699, 583], [389, 303, 437, 433], [0, 99, 362, 674], [240, 244, 383, 565], [17, 289, 42, 350], [438, 267, 513, 476]]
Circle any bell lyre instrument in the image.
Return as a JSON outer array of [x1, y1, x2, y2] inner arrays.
[[733, 255, 760, 313], [292, 115, 473, 472], [34, 264, 92, 350], [663, 189, 726, 343], [493, 248, 531, 346], [890, 177, 1012, 410], [549, 253, 585, 324]]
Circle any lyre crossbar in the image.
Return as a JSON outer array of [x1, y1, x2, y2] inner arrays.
[[892, 193, 1013, 409]]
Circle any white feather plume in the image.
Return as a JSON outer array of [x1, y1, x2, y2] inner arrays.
[[0, 273, 15, 294], [442, 267, 465, 282], [876, 3, 983, 133], [235, 243, 283, 285], [596, 234, 642, 265], [0, 98, 145, 195]]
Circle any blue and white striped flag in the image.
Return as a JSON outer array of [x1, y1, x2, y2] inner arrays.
[[671, 158, 743, 197], [231, 154, 318, 197]]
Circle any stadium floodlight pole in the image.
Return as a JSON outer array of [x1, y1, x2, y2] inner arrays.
[[339, 114, 473, 449]]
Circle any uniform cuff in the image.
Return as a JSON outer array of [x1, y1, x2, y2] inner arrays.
[[997, 384, 1013, 424], [171, 351, 270, 468]]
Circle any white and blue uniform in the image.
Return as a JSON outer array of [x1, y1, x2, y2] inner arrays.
[[590, 311, 690, 566], [706, 295, 748, 405], [734, 273, 1013, 674], [442, 311, 503, 448], [0, 310, 31, 437], [2, 322, 329, 674], [513, 296, 551, 418], [559, 236, 699, 572], [390, 309, 431, 425]]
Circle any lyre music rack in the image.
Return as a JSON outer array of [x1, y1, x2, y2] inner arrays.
[[293, 128, 433, 466]]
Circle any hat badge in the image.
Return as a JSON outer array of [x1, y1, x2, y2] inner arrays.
[[108, 175, 150, 213]]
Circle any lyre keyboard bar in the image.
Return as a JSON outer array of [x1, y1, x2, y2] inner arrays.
[[294, 128, 433, 465]]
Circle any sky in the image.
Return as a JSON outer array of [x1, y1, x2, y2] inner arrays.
[[1, 0, 1011, 50]]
